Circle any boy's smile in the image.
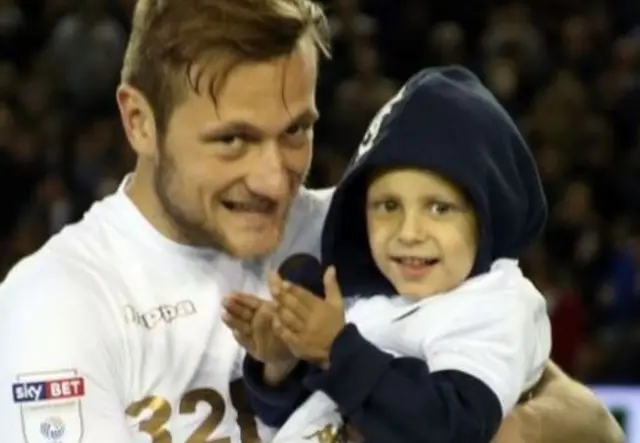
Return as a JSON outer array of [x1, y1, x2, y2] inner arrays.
[[390, 256, 441, 280]]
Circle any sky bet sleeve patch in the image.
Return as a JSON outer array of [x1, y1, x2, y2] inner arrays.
[[12, 369, 85, 443]]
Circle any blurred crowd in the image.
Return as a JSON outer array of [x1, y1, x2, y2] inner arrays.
[[1, 0, 640, 383]]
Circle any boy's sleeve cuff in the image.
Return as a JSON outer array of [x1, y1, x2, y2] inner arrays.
[[303, 324, 393, 414]]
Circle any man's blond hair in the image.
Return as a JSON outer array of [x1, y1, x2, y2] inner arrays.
[[121, 0, 330, 132]]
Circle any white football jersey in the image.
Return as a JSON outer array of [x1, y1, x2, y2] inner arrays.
[[0, 178, 333, 443], [271, 259, 551, 442]]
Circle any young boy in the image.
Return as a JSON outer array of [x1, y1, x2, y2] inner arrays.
[[246, 66, 551, 443]]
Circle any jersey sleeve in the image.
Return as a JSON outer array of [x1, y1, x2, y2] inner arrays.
[[0, 258, 133, 442], [423, 287, 551, 415]]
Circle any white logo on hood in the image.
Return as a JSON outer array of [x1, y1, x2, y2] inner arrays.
[[356, 84, 408, 160]]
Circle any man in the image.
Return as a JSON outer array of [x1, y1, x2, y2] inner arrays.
[[0, 0, 331, 441], [0, 1, 623, 442]]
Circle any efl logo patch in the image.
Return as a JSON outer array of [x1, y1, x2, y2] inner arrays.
[[13, 376, 85, 404], [14, 370, 84, 443]]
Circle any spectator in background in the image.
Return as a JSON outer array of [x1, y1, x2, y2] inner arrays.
[[0, 0, 25, 63], [428, 21, 467, 66], [524, 245, 587, 376], [616, 126, 640, 214], [606, 220, 640, 328], [590, 219, 640, 383], [329, 40, 398, 156], [47, 0, 126, 116]]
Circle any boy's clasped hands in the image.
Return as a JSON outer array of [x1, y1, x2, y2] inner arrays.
[[222, 266, 345, 372]]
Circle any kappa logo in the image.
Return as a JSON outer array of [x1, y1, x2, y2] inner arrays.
[[124, 300, 197, 329]]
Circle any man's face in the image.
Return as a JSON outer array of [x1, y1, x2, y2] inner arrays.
[[134, 40, 318, 259], [366, 168, 478, 299]]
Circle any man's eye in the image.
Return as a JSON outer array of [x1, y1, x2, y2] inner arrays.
[[212, 135, 247, 155], [286, 125, 302, 136], [285, 123, 313, 138], [218, 135, 240, 145]]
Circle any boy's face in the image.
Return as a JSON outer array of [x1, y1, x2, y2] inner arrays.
[[366, 168, 478, 300]]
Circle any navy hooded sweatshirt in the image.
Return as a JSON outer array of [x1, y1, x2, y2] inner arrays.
[[243, 66, 548, 443]]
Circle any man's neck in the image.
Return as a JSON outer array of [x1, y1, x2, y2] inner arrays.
[[126, 167, 185, 245]]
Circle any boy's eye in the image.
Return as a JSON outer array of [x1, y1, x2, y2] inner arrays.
[[428, 201, 455, 215], [375, 199, 399, 212]]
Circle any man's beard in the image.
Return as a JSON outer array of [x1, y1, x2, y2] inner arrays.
[[154, 148, 229, 251], [153, 146, 300, 258]]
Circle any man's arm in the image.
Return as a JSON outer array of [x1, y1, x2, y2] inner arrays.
[[493, 361, 625, 443], [0, 260, 133, 442]]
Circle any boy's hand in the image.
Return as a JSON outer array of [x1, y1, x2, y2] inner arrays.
[[272, 266, 345, 368], [222, 292, 293, 364]]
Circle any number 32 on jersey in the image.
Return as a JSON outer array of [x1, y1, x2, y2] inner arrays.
[[126, 383, 258, 443]]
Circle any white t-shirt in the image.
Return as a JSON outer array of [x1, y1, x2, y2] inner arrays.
[[271, 259, 551, 442], [348, 259, 550, 410], [0, 178, 333, 443]]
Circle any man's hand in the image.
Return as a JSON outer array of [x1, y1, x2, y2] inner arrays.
[[492, 400, 541, 443], [493, 361, 625, 443], [222, 292, 292, 364], [272, 266, 346, 368]]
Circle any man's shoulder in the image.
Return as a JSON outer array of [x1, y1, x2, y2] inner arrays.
[[271, 187, 335, 264], [0, 252, 123, 376], [0, 199, 126, 318], [0, 244, 115, 320], [292, 187, 334, 219]]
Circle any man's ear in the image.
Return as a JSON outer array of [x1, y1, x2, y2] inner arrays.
[[116, 83, 159, 158]]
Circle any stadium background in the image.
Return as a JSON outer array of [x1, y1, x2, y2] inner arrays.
[[1, 0, 639, 438]]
